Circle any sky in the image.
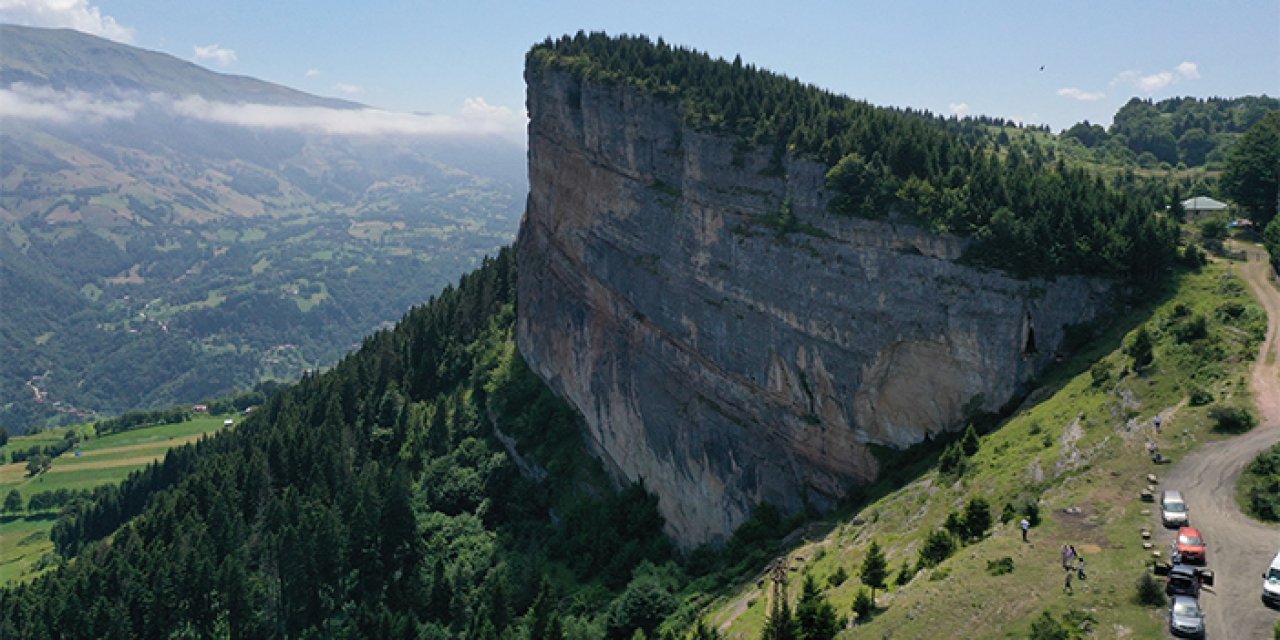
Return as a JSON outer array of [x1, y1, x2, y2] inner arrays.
[[1, 0, 1278, 141]]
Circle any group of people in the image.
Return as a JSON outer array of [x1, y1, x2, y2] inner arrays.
[[1061, 544, 1087, 592]]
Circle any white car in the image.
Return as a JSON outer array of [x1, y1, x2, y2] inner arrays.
[[1263, 551, 1280, 606]]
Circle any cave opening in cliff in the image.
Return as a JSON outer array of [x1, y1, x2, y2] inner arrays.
[[1022, 312, 1038, 357]]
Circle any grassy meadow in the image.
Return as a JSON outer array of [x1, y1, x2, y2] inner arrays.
[[0, 415, 232, 584]]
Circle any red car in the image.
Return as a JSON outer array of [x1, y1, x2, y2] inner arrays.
[[1175, 527, 1207, 565]]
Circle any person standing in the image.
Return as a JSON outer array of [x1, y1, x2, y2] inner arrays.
[[1020, 517, 1030, 542]]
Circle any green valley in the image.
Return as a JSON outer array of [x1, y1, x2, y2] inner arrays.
[[1, 414, 233, 583]]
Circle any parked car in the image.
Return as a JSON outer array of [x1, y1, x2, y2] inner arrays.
[[1175, 527, 1206, 565], [1166, 564, 1213, 597], [1263, 550, 1280, 606], [1161, 490, 1189, 527], [1168, 595, 1205, 638]]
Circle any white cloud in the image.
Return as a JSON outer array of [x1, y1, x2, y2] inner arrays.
[[1057, 87, 1105, 102], [0, 0, 133, 42], [193, 44, 237, 66], [0, 82, 141, 122], [947, 102, 970, 116], [1110, 70, 1139, 87], [332, 83, 364, 96], [1111, 62, 1200, 94], [305, 68, 321, 78], [1137, 71, 1175, 93], [0, 83, 528, 142]]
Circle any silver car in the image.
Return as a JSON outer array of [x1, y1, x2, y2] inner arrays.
[[1168, 595, 1204, 638]]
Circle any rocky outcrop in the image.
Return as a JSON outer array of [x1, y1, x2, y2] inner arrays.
[[515, 65, 1114, 547]]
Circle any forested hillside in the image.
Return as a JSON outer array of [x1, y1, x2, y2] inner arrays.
[[530, 32, 1180, 279], [0, 250, 690, 638], [1062, 95, 1278, 169]]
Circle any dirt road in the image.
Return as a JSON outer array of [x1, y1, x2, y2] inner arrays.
[[1162, 251, 1280, 638]]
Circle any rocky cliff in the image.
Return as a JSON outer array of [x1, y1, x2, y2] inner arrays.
[[515, 65, 1114, 547]]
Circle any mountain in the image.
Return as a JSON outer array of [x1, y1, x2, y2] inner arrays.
[[516, 32, 1179, 547], [0, 25, 526, 432], [0, 31, 1196, 639]]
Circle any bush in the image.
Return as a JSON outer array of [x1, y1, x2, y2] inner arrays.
[[1089, 361, 1112, 387], [1029, 610, 1069, 640], [827, 566, 848, 588], [938, 443, 966, 477], [962, 497, 992, 541], [917, 529, 956, 569], [1125, 326, 1154, 369], [1187, 386, 1214, 406], [895, 561, 914, 586], [1136, 572, 1167, 607], [851, 588, 874, 622], [1210, 405, 1257, 434], [1000, 501, 1017, 524], [986, 556, 1014, 576], [1019, 496, 1041, 527]]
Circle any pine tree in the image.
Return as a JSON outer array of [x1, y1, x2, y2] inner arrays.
[[860, 540, 888, 602], [761, 599, 797, 640], [794, 575, 841, 640], [960, 424, 980, 457], [962, 497, 993, 541]]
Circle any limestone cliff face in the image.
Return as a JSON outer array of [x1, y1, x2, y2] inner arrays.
[[516, 66, 1114, 547]]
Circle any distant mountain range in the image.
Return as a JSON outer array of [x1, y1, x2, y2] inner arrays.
[[0, 24, 527, 432]]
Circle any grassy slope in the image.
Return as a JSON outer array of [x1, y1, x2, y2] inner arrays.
[[0, 415, 231, 584], [708, 253, 1263, 638]]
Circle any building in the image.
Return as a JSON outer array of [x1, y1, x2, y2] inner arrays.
[[1181, 196, 1229, 218]]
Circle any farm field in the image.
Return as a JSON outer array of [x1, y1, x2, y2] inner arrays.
[[0, 415, 232, 584]]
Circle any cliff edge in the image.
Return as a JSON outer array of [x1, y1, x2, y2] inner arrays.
[[515, 63, 1114, 547]]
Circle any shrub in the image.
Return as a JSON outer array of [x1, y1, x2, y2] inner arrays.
[[960, 424, 980, 457], [1136, 572, 1167, 607], [962, 497, 993, 541], [917, 529, 956, 569], [1029, 610, 1069, 640], [895, 561, 914, 586], [1019, 496, 1041, 527], [1125, 326, 1154, 369], [1187, 386, 1214, 406], [1000, 502, 1017, 524], [938, 443, 966, 477], [986, 556, 1014, 576], [827, 566, 848, 588], [851, 588, 874, 622], [1089, 361, 1112, 387], [1210, 405, 1257, 434]]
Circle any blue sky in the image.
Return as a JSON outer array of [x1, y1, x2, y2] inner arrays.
[[3, 0, 1277, 136]]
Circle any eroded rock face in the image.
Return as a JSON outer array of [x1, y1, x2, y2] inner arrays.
[[516, 66, 1113, 547]]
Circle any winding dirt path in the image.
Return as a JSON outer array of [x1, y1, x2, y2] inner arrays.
[[1162, 250, 1280, 638]]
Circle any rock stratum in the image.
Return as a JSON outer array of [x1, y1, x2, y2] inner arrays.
[[516, 65, 1114, 547]]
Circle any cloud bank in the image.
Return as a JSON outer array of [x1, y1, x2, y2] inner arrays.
[[0, 0, 133, 42], [947, 102, 970, 116], [0, 83, 141, 122], [194, 44, 237, 66], [0, 83, 527, 142]]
